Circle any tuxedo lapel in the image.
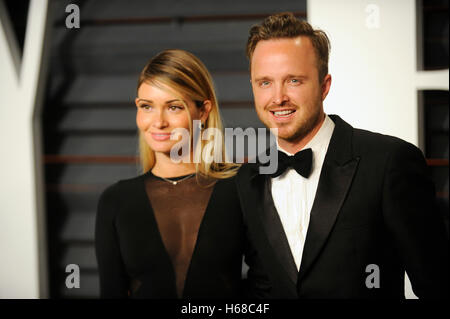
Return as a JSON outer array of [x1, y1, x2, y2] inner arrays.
[[242, 163, 298, 288], [298, 115, 360, 283], [259, 176, 299, 285]]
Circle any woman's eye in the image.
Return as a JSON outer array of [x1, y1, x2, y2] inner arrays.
[[140, 104, 152, 110], [169, 105, 183, 111]]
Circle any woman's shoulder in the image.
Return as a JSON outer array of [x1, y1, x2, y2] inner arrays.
[[98, 172, 147, 204], [96, 172, 148, 221]]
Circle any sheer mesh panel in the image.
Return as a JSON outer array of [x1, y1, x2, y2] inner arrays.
[[144, 173, 214, 297]]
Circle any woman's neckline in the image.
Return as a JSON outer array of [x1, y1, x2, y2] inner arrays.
[[148, 170, 196, 181]]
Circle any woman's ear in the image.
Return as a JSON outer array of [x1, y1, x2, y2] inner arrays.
[[200, 100, 212, 123], [135, 98, 140, 108]]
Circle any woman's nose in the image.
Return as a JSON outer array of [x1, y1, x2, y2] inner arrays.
[[151, 110, 169, 129]]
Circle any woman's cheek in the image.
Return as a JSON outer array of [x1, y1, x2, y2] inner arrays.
[[167, 115, 183, 131], [178, 117, 191, 131], [136, 112, 149, 131]]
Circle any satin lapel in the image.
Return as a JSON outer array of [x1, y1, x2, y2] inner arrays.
[[258, 176, 299, 286], [298, 115, 360, 283], [298, 158, 359, 282], [240, 161, 299, 287]]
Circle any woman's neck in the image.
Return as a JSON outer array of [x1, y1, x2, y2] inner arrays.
[[151, 152, 196, 178]]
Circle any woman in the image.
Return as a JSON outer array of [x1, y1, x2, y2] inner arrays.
[[95, 49, 244, 298]]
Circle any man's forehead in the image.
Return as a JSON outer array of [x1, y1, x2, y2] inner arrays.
[[250, 46, 319, 81], [251, 37, 315, 67], [251, 36, 316, 70], [254, 36, 312, 52]]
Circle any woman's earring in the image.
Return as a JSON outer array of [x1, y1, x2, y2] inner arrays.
[[199, 122, 205, 129]]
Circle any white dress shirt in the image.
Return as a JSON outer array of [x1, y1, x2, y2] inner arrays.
[[271, 115, 335, 270]]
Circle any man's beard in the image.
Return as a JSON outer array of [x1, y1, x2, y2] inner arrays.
[[285, 107, 322, 142], [271, 100, 323, 144]]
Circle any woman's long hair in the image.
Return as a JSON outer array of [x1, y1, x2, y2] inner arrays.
[[136, 49, 240, 179]]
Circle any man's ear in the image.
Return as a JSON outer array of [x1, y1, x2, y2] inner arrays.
[[321, 74, 332, 101], [200, 100, 212, 123]]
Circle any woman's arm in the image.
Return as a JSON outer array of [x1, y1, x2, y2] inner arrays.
[[95, 183, 129, 298]]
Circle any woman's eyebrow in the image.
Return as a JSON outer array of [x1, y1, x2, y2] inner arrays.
[[136, 98, 152, 103], [165, 99, 182, 104], [136, 98, 182, 104]]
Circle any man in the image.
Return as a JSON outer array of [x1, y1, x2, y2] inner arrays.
[[237, 12, 449, 298]]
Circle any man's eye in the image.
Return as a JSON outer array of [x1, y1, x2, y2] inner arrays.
[[260, 81, 270, 87], [289, 79, 300, 84]]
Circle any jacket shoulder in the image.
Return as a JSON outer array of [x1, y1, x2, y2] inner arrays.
[[352, 127, 423, 158], [236, 162, 259, 180]]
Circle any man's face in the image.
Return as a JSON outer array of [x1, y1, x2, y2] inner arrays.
[[250, 36, 331, 145]]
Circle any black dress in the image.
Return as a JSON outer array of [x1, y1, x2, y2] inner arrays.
[[95, 171, 245, 298]]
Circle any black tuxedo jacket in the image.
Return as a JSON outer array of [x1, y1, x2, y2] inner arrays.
[[236, 115, 449, 299]]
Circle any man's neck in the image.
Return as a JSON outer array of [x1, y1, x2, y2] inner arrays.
[[278, 113, 326, 154]]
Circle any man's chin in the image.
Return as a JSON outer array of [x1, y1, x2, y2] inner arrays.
[[271, 124, 298, 138], [276, 126, 312, 144], [262, 120, 308, 142]]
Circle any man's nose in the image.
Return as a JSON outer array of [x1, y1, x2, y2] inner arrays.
[[273, 83, 289, 105]]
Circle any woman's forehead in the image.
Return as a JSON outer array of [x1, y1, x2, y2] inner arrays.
[[138, 81, 186, 102]]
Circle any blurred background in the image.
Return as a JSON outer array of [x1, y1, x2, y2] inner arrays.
[[0, 0, 448, 298]]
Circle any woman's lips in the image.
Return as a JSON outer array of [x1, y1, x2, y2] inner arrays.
[[151, 132, 171, 141]]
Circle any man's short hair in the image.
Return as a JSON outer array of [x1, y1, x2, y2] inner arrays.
[[246, 12, 331, 81]]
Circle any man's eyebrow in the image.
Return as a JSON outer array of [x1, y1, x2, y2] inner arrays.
[[253, 76, 272, 82], [286, 74, 308, 79], [136, 98, 182, 103], [253, 75, 308, 82]]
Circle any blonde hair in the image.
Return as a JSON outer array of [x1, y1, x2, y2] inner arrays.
[[136, 49, 240, 180]]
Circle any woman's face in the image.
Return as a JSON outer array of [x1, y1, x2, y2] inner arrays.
[[135, 82, 209, 156]]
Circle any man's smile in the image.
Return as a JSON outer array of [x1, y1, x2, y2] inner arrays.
[[269, 108, 297, 121]]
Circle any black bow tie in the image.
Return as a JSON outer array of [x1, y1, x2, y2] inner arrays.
[[270, 148, 313, 178]]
